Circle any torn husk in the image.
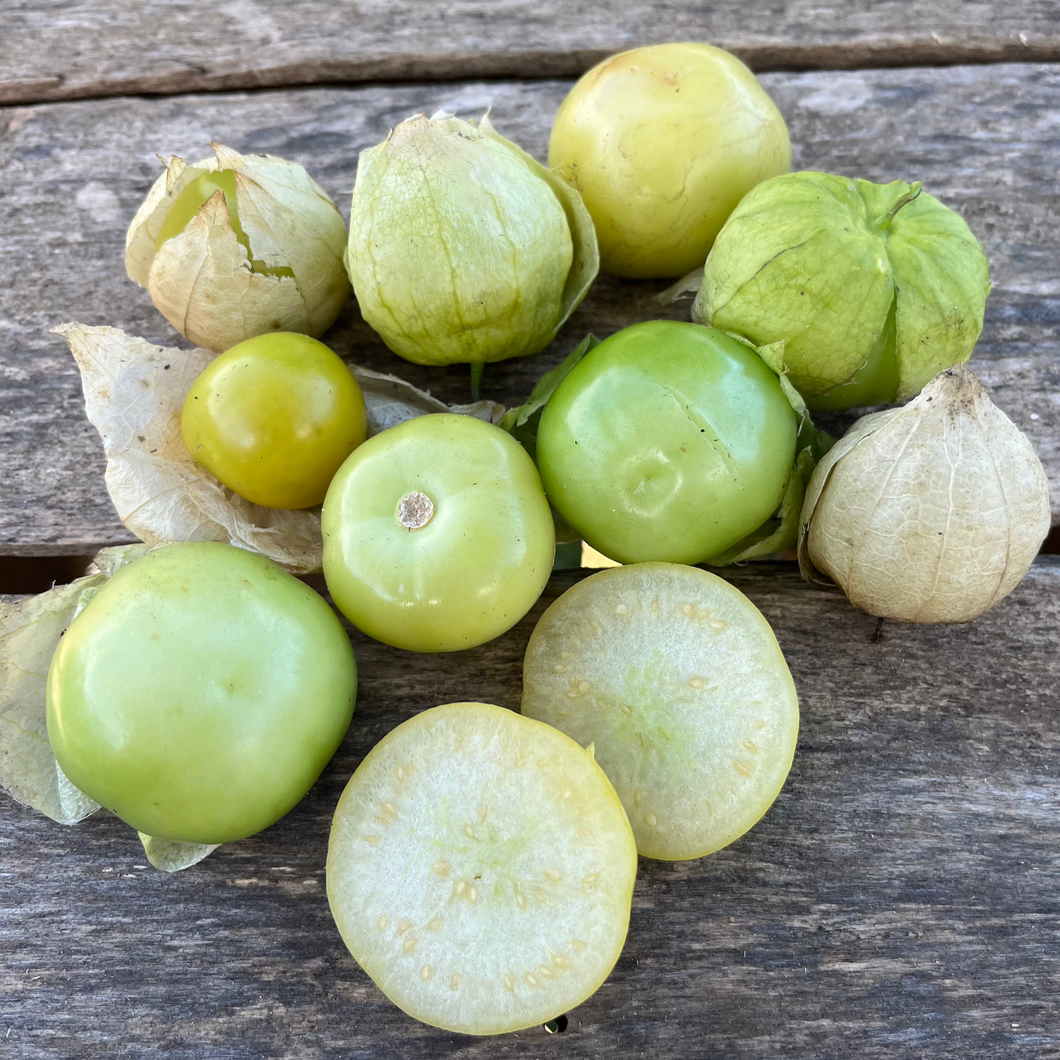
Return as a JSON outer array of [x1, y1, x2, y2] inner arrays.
[[0, 544, 147, 825], [52, 325, 503, 574], [126, 144, 350, 352], [799, 365, 1050, 623]]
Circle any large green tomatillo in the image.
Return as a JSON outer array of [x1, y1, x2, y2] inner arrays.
[[548, 42, 791, 279], [322, 414, 556, 652], [46, 543, 357, 845], [346, 113, 598, 374], [536, 322, 798, 565], [694, 171, 991, 410]]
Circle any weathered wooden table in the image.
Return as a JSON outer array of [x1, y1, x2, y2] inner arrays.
[[2, 4, 1059, 1057]]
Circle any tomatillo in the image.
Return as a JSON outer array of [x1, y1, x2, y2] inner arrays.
[[535, 321, 797, 564], [548, 42, 790, 278], [46, 542, 358, 845], [182, 332, 368, 509], [322, 414, 555, 652]]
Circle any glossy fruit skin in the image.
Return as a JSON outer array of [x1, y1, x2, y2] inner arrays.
[[182, 332, 367, 509], [548, 42, 791, 278], [322, 414, 555, 652], [536, 321, 797, 565], [46, 542, 357, 844]]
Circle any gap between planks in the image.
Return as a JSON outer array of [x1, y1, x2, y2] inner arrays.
[[2, 38, 1060, 108]]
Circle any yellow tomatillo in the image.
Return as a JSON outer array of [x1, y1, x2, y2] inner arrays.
[[181, 332, 367, 509], [548, 42, 791, 278]]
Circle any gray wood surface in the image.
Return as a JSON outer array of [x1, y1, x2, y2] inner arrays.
[[3, 558, 1059, 1058], [1, 64, 1058, 554], [1, 1, 1058, 106]]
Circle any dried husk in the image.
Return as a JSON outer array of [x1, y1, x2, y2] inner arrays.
[[1, 543, 219, 869], [799, 365, 1050, 622], [53, 324, 503, 574], [346, 112, 599, 368], [0, 544, 146, 825], [126, 144, 350, 352]]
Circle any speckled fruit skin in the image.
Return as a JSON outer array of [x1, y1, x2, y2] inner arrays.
[[181, 332, 367, 509], [46, 542, 357, 844], [548, 42, 791, 278]]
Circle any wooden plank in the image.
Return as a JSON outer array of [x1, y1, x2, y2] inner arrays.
[[1, 65, 1057, 555], [1, 1, 1059, 107], [2, 558, 1059, 1057]]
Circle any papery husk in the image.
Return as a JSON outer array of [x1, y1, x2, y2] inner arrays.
[[346, 112, 598, 368], [138, 832, 219, 872], [798, 365, 1050, 622], [0, 544, 147, 824], [126, 145, 350, 352], [694, 172, 990, 408], [53, 324, 503, 575]]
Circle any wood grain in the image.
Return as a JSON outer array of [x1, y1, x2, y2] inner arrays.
[[2, 558, 1059, 1058], [1, 65, 1057, 554], [1, 1, 1059, 106]]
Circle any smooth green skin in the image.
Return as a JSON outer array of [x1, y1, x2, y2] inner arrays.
[[548, 42, 791, 279], [536, 321, 797, 565], [155, 169, 295, 279], [697, 171, 990, 407], [182, 333, 368, 509], [46, 543, 357, 844], [322, 414, 556, 652]]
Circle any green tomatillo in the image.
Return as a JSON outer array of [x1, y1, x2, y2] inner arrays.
[[533, 321, 827, 566], [345, 113, 599, 393], [322, 413, 556, 652], [46, 542, 357, 845], [694, 171, 991, 410]]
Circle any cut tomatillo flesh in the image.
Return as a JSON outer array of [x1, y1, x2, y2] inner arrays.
[[522, 563, 799, 861], [326, 702, 637, 1035], [321, 414, 555, 652]]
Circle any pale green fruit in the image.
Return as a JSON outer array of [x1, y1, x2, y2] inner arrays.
[[346, 113, 599, 369], [522, 563, 799, 861], [693, 171, 991, 409], [327, 702, 636, 1035]]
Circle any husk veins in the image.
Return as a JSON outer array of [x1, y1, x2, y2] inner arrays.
[[798, 365, 1050, 622]]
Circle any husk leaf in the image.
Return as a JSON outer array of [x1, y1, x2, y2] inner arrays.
[[53, 325, 503, 575], [0, 544, 148, 824], [138, 832, 220, 872], [347, 112, 597, 368], [127, 145, 350, 352], [799, 365, 1050, 622]]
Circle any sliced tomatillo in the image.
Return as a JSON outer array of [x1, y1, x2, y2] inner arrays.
[[326, 702, 637, 1035], [522, 563, 799, 861]]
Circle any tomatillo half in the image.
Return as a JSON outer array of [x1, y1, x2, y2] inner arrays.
[[322, 414, 555, 652], [535, 321, 797, 564]]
